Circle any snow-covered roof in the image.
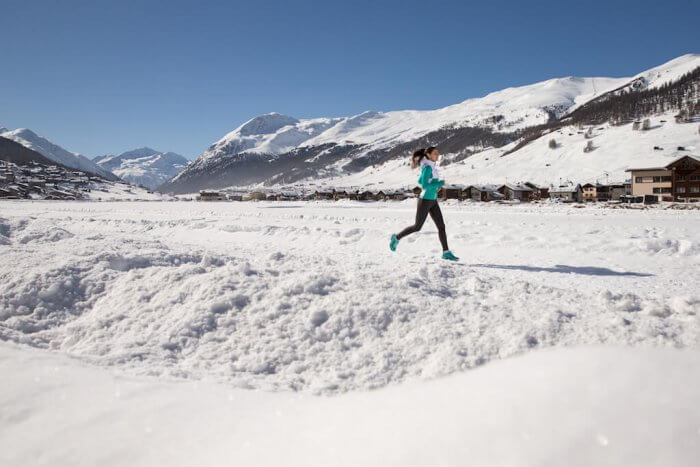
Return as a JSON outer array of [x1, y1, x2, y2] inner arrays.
[[501, 183, 533, 192], [625, 166, 667, 172], [470, 184, 501, 192], [550, 184, 581, 193]]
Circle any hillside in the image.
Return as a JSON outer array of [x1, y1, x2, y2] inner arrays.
[[324, 113, 699, 189], [0, 136, 66, 167], [94, 147, 188, 189], [0, 128, 117, 180], [160, 54, 699, 194]]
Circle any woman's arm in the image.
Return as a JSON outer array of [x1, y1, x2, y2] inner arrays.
[[420, 166, 444, 188]]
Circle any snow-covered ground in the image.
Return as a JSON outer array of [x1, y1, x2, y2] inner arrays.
[[2, 341, 698, 467], [80, 181, 173, 201], [1, 200, 698, 465]]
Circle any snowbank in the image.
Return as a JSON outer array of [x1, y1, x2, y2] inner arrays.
[[1, 201, 698, 394], [1, 342, 698, 467]]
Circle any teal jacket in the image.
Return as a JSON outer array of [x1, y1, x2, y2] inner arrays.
[[418, 164, 444, 200]]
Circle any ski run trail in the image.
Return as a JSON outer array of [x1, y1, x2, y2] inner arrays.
[[1, 199, 699, 466]]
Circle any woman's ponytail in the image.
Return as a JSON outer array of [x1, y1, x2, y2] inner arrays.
[[411, 148, 427, 169]]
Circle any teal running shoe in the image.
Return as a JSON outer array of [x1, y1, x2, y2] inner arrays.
[[441, 250, 459, 261], [390, 234, 399, 251]]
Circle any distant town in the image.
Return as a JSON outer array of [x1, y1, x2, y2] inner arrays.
[[196, 155, 700, 204], [2, 155, 699, 205]]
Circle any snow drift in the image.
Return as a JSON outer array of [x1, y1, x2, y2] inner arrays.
[[1, 342, 698, 467]]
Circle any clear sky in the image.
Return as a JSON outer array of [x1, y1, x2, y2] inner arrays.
[[1, 0, 698, 159]]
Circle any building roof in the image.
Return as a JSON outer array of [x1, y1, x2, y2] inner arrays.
[[501, 183, 533, 192], [625, 155, 700, 172], [665, 155, 700, 169], [550, 184, 581, 193], [470, 184, 501, 192], [625, 167, 667, 172]]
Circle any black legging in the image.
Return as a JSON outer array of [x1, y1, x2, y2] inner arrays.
[[396, 198, 449, 251]]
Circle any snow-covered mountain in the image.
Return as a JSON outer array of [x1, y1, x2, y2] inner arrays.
[[94, 147, 188, 190], [160, 54, 700, 194], [0, 128, 117, 180], [197, 77, 633, 161]]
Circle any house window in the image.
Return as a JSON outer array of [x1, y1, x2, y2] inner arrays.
[[691, 175, 700, 181], [690, 187, 700, 193], [676, 187, 686, 193], [676, 175, 686, 181], [661, 176, 672, 182], [635, 176, 643, 183]]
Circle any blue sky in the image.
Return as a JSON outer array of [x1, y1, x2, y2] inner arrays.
[[1, 0, 697, 159]]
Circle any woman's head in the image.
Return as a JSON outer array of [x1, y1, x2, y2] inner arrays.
[[425, 146, 439, 161], [411, 146, 439, 168]]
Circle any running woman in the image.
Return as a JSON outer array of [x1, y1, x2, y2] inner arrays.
[[389, 146, 459, 261]]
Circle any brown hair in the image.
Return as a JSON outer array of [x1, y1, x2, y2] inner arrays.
[[410, 146, 437, 169]]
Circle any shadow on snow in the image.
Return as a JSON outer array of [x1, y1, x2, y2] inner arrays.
[[469, 263, 654, 277]]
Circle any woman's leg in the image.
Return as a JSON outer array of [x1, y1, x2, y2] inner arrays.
[[396, 199, 432, 240], [428, 202, 449, 251]]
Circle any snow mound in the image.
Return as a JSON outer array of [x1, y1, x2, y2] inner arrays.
[[1, 342, 698, 466]]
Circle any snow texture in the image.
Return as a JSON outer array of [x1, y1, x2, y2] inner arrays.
[[1, 200, 698, 393], [0, 342, 698, 467]]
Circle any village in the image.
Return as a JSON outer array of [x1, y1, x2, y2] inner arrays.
[[2, 155, 699, 205], [197, 154, 700, 205], [0, 160, 99, 200]]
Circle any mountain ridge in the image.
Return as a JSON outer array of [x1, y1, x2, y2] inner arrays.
[[94, 147, 188, 190], [160, 54, 699, 194], [0, 128, 117, 180]]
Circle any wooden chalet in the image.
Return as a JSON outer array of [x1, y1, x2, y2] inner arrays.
[[498, 183, 533, 201], [440, 184, 464, 200], [549, 184, 582, 202], [665, 155, 700, 202], [333, 190, 349, 200], [357, 190, 374, 201], [523, 182, 549, 199], [198, 190, 226, 201], [470, 185, 505, 202], [313, 190, 334, 200]]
